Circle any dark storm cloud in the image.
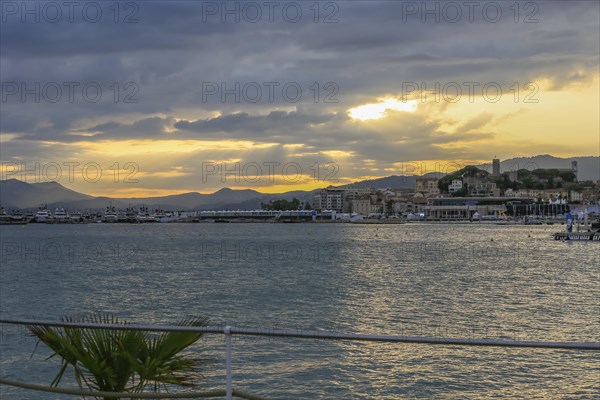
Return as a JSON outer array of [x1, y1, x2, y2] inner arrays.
[[174, 110, 336, 135], [80, 117, 176, 138], [1, 0, 599, 177]]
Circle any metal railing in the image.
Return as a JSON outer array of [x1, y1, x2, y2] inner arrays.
[[1, 318, 599, 399]]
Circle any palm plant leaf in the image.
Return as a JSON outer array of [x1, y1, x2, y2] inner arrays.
[[27, 314, 209, 398], [126, 315, 209, 389]]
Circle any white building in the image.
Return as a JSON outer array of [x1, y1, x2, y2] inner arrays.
[[448, 179, 463, 194], [570, 191, 583, 202]]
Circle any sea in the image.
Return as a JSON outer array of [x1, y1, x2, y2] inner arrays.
[[0, 222, 598, 399]]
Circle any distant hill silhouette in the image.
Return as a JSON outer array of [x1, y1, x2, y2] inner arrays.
[[477, 155, 599, 181], [0, 179, 315, 210], [339, 175, 416, 189], [0, 179, 93, 208]]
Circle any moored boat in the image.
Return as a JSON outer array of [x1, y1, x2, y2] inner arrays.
[[554, 212, 599, 241], [70, 212, 83, 223], [53, 207, 71, 223], [34, 205, 52, 223], [135, 206, 156, 223], [102, 205, 119, 223], [0, 207, 30, 225]]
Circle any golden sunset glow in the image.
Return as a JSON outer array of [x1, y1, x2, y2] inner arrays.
[[1, 2, 598, 198], [72, 139, 279, 156]]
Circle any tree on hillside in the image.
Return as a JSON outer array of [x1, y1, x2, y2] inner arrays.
[[437, 166, 488, 193], [559, 171, 576, 182], [451, 183, 469, 197], [261, 198, 302, 211]]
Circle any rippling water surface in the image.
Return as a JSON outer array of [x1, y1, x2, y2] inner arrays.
[[1, 223, 598, 398]]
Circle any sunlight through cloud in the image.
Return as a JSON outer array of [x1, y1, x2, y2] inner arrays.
[[348, 98, 417, 121]]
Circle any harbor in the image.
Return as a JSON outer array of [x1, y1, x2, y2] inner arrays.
[[1, 222, 598, 398], [2, 204, 599, 231]]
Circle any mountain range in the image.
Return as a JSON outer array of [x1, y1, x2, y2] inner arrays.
[[1, 155, 597, 210], [0, 179, 316, 211]]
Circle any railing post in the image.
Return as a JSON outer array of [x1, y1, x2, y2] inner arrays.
[[225, 325, 233, 400]]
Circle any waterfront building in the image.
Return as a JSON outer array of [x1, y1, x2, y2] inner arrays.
[[343, 187, 374, 196], [425, 197, 535, 219], [582, 188, 600, 204], [469, 182, 498, 197], [313, 187, 345, 212], [391, 195, 427, 215], [350, 196, 371, 215], [415, 177, 440, 195], [342, 187, 375, 212], [411, 196, 428, 213], [507, 189, 569, 201]]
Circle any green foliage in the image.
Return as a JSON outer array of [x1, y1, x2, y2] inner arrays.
[[462, 165, 488, 178], [493, 168, 578, 193], [527, 168, 576, 183], [517, 169, 531, 179], [437, 166, 488, 193], [261, 198, 302, 210], [449, 183, 469, 197], [570, 181, 596, 191], [27, 314, 209, 399], [559, 171, 576, 182], [522, 178, 535, 189], [385, 200, 395, 216]]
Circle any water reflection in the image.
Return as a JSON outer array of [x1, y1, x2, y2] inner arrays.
[[1, 223, 598, 398]]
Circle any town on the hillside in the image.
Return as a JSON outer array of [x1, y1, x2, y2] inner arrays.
[[313, 159, 599, 222]]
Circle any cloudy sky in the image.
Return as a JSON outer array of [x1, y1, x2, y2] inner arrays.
[[1, 1, 598, 196]]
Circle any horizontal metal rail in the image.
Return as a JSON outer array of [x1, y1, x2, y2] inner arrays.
[[1, 318, 598, 399], [1, 318, 598, 350], [0, 378, 268, 400], [0, 378, 226, 398]]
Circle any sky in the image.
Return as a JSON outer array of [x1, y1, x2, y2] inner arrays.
[[0, 1, 599, 197]]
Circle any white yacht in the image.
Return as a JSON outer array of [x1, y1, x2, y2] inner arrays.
[[69, 211, 83, 223], [102, 205, 119, 223], [135, 206, 155, 223], [0, 207, 30, 225], [53, 208, 70, 223], [154, 210, 178, 223], [125, 207, 137, 223], [35, 205, 52, 223]]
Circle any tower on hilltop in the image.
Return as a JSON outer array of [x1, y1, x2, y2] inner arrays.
[[571, 160, 578, 182], [492, 158, 500, 176]]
